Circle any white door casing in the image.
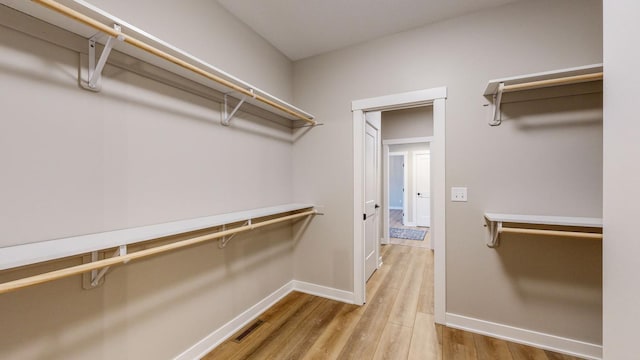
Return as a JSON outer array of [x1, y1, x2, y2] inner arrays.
[[414, 151, 431, 227], [352, 87, 446, 324], [364, 112, 380, 282]]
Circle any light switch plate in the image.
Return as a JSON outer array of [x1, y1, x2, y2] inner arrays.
[[451, 187, 468, 202]]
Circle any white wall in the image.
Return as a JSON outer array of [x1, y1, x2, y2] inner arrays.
[[0, 1, 298, 358], [388, 155, 404, 209], [292, 0, 603, 350], [602, 0, 640, 358]]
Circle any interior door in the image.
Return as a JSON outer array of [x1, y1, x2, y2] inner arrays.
[[364, 112, 380, 282], [415, 151, 431, 227]]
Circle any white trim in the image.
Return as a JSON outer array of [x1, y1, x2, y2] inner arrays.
[[175, 280, 355, 359], [352, 87, 447, 319], [404, 222, 417, 227], [383, 136, 434, 145], [432, 98, 446, 323], [388, 206, 403, 210], [352, 109, 365, 306], [446, 313, 602, 360], [174, 281, 295, 360], [292, 280, 355, 304], [352, 88, 447, 112]]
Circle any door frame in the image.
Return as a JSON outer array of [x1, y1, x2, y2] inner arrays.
[[413, 149, 431, 231], [352, 87, 446, 324]]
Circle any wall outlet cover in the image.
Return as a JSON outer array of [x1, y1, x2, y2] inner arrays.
[[451, 187, 468, 202]]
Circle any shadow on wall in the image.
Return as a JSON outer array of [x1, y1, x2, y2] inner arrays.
[[495, 232, 602, 307], [500, 85, 603, 131], [501, 81, 602, 131], [0, 222, 297, 359]]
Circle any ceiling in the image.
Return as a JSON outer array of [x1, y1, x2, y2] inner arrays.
[[217, 0, 525, 61]]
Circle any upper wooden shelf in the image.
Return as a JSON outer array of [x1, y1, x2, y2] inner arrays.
[[484, 64, 603, 96], [484, 64, 602, 126], [0, 0, 315, 124]]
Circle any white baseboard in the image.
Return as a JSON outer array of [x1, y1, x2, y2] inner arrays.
[[404, 222, 416, 227], [389, 206, 403, 210], [175, 280, 354, 359], [174, 282, 294, 360], [292, 280, 355, 304], [446, 313, 602, 360]]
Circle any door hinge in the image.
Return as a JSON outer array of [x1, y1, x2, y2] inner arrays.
[[363, 213, 367, 221]]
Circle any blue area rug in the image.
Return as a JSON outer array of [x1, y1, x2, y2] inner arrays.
[[389, 227, 426, 241]]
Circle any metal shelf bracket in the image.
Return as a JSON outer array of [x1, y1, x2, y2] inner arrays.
[[83, 244, 128, 289], [488, 82, 504, 126], [222, 89, 256, 126], [218, 220, 251, 248], [485, 220, 502, 248], [81, 24, 124, 92]]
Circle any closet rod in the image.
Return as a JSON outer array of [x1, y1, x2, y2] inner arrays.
[[503, 72, 603, 93], [0, 210, 316, 295], [501, 227, 602, 239], [32, 0, 316, 125]]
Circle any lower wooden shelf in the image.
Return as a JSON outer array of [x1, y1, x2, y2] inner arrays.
[[484, 213, 602, 248]]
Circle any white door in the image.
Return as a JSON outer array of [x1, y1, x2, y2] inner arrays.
[[364, 112, 380, 282], [415, 151, 431, 227]]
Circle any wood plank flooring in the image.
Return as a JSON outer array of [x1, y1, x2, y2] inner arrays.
[[203, 244, 585, 360], [389, 209, 430, 248]]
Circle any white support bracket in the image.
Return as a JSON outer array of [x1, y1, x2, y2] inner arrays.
[[218, 220, 251, 249], [83, 245, 128, 289], [222, 89, 256, 126], [80, 24, 124, 92], [488, 82, 505, 126], [485, 219, 502, 248]]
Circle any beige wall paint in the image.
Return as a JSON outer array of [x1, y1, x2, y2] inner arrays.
[[88, 0, 294, 102], [602, 0, 640, 358], [293, 0, 602, 345], [382, 106, 433, 140], [0, 1, 297, 358]]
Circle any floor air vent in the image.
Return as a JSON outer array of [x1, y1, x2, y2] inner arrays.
[[233, 320, 264, 343]]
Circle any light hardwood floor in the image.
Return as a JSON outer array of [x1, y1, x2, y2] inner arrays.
[[204, 244, 584, 360]]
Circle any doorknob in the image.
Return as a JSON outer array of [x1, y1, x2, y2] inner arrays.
[[375, 204, 380, 209], [417, 193, 421, 196]]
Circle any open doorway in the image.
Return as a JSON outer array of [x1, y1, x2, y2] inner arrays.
[[352, 87, 447, 325], [384, 140, 432, 249]]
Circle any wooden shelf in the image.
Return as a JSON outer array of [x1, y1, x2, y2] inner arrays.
[[484, 64, 603, 96], [484, 213, 602, 248], [0, 0, 315, 123], [484, 64, 602, 126], [484, 213, 602, 228], [0, 203, 314, 271]]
